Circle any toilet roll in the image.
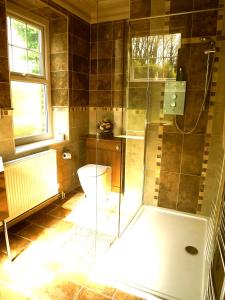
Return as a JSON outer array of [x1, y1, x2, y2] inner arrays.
[[62, 152, 71, 159]]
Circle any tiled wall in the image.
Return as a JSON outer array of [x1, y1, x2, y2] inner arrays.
[[49, 10, 90, 191], [69, 15, 90, 107], [203, 6, 225, 215], [50, 16, 69, 107], [130, 0, 219, 19], [68, 15, 90, 186], [202, 0, 225, 274], [159, 8, 219, 213], [130, 0, 221, 214], [89, 20, 125, 136], [90, 21, 125, 108], [48, 4, 90, 192]]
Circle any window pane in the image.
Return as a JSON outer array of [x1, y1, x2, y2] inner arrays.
[[131, 33, 181, 81], [11, 46, 27, 73], [7, 17, 11, 44], [11, 81, 48, 139], [164, 34, 181, 57], [28, 50, 41, 75], [132, 37, 148, 59], [132, 59, 148, 79], [164, 57, 177, 78], [149, 57, 164, 79], [149, 35, 163, 58], [8, 45, 13, 70], [8, 16, 43, 76], [11, 18, 26, 48], [133, 66, 149, 79], [27, 25, 41, 51]]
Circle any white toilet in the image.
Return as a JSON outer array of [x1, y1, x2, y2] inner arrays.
[[77, 164, 112, 205]]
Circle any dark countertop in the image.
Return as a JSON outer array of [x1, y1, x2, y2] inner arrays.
[[81, 134, 123, 142]]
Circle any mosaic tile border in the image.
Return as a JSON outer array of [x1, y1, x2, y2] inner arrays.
[[153, 1, 170, 207], [88, 106, 124, 112], [197, 8, 223, 213], [153, 87, 164, 206], [52, 106, 69, 112], [69, 106, 89, 112], [0, 108, 13, 116]]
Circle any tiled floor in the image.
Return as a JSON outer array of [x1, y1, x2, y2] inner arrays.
[[0, 191, 144, 300]]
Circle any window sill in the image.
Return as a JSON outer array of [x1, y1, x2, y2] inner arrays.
[[15, 138, 67, 154]]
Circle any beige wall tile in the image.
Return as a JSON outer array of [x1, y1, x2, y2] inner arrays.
[[52, 107, 69, 140], [50, 33, 68, 54], [0, 138, 15, 161], [143, 169, 156, 205], [158, 171, 179, 209], [0, 115, 13, 140], [177, 174, 200, 213]]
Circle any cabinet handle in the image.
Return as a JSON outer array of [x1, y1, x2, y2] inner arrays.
[[116, 145, 120, 151]]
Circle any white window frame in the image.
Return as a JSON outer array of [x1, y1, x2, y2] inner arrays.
[[7, 3, 52, 146]]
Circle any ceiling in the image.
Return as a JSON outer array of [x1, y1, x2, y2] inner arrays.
[[52, 0, 130, 23]]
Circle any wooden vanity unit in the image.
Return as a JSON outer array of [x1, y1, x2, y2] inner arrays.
[[85, 135, 125, 192]]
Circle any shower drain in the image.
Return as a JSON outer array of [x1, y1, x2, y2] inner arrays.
[[185, 246, 199, 255]]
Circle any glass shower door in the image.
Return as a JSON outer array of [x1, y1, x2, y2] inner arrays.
[[118, 21, 148, 236]]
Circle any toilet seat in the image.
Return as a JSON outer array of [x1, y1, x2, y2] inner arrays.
[[77, 164, 112, 205], [77, 164, 108, 177]]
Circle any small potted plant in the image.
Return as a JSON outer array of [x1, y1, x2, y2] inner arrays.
[[97, 118, 113, 138]]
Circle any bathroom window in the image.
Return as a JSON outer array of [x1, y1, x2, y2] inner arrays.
[[7, 12, 51, 145], [131, 33, 181, 81]]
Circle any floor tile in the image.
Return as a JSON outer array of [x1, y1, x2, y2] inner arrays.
[[8, 220, 30, 234], [0, 233, 30, 258], [48, 206, 71, 218], [85, 282, 116, 298], [38, 203, 58, 214], [58, 271, 91, 287], [75, 288, 113, 300], [17, 224, 45, 241], [114, 290, 144, 299], [27, 213, 60, 228], [34, 278, 82, 300]]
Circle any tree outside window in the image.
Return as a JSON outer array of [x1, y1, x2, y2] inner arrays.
[[131, 33, 181, 81]]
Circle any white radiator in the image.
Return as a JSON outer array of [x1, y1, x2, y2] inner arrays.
[[4, 150, 58, 221]]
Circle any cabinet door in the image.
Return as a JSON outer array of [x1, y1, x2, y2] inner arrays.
[[86, 139, 123, 191], [0, 172, 9, 221]]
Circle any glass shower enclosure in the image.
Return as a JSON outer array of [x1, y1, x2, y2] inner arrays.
[[91, 0, 224, 298], [92, 2, 219, 236]]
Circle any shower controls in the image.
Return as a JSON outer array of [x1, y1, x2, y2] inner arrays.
[[163, 81, 186, 115], [170, 101, 176, 108]]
